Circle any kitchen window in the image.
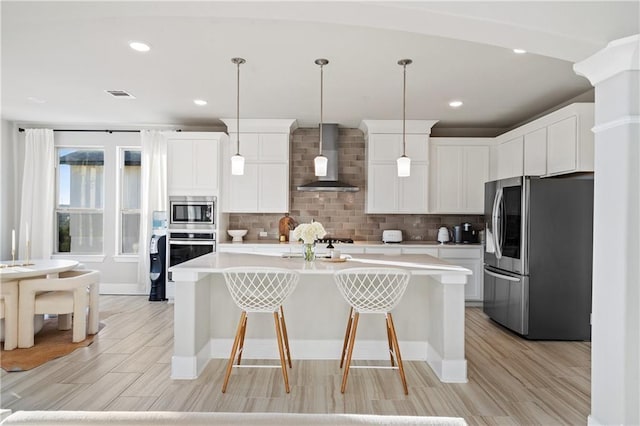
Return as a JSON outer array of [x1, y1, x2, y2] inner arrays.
[[56, 148, 104, 253], [119, 148, 141, 254]]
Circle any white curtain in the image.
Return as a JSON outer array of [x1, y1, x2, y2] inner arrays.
[[19, 129, 55, 259], [137, 130, 167, 291]]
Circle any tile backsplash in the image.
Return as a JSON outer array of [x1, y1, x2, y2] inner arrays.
[[228, 127, 484, 242]]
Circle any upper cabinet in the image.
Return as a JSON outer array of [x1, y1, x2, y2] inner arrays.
[[360, 120, 438, 214], [490, 103, 594, 180], [166, 132, 228, 196], [430, 138, 491, 214], [221, 119, 298, 213]]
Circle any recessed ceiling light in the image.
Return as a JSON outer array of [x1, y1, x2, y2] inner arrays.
[[193, 99, 207, 106], [129, 41, 150, 52], [449, 100, 463, 108], [513, 48, 527, 54]]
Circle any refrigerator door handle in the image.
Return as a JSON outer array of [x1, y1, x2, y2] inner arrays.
[[484, 267, 521, 282], [492, 188, 503, 259]]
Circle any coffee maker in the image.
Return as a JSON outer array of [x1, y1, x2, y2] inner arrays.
[[461, 222, 477, 243]]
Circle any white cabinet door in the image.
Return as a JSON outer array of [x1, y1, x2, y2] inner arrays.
[[438, 247, 484, 302], [223, 131, 290, 213], [432, 145, 461, 212], [461, 146, 489, 213], [496, 136, 523, 180], [167, 133, 221, 196], [367, 164, 398, 213], [524, 128, 547, 176], [227, 163, 259, 212], [366, 133, 429, 214], [547, 116, 577, 175], [430, 141, 489, 214], [258, 163, 289, 213], [399, 163, 428, 213]]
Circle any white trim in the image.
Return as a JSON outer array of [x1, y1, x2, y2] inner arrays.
[[210, 338, 428, 361], [574, 34, 640, 86], [220, 119, 298, 134], [359, 119, 439, 135], [426, 340, 468, 383], [113, 255, 138, 263], [171, 339, 213, 379], [591, 115, 640, 133]]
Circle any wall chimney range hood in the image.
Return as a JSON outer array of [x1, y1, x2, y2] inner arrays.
[[297, 124, 360, 192]]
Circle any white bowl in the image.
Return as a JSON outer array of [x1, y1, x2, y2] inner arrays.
[[227, 229, 248, 242]]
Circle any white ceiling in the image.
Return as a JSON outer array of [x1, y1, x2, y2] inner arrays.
[[2, 1, 638, 135]]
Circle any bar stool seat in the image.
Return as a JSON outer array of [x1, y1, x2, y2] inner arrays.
[[221, 267, 300, 393], [334, 267, 411, 394]]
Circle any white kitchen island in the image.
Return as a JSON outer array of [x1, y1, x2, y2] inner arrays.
[[169, 252, 471, 383]]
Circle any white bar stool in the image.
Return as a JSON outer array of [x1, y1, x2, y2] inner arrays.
[[334, 267, 411, 394], [221, 267, 300, 393]]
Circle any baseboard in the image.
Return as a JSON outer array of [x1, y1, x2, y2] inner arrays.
[[209, 338, 428, 361], [426, 341, 467, 383], [100, 283, 147, 295]]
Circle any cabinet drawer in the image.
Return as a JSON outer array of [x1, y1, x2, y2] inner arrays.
[[439, 247, 481, 259], [401, 247, 438, 257]]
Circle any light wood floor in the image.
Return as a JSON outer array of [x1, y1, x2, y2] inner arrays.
[[0, 295, 591, 425]]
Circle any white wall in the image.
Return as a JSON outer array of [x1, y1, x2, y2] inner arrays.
[[0, 120, 20, 260]]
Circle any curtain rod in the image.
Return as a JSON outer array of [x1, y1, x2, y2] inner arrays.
[[17, 128, 145, 133]]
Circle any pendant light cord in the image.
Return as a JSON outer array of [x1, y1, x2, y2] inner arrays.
[[402, 61, 407, 157], [236, 60, 241, 156], [319, 62, 324, 155]]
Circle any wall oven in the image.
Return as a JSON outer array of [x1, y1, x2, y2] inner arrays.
[[167, 231, 216, 282], [169, 195, 215, 230]]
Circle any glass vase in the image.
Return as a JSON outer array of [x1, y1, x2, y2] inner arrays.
[[303, 242, 316, 261]]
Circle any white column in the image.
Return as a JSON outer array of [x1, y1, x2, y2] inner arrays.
[[574, 34, 640, 426]]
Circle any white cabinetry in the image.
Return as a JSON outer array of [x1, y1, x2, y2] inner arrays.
[[359, 120, 438, 214], [221, 119, 297, 213], [495, 136, 523, 180], [166, 132, 227, 196], [430, 138, 491, 214], [490, 103, 594, 179], [524, 128, 547, 176], [438, 247, 484, 302]]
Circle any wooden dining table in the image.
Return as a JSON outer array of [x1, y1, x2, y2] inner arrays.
[[0, 259, 99, 349]]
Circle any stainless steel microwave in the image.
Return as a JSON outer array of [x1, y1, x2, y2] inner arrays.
[[169, 196, 215, 229]]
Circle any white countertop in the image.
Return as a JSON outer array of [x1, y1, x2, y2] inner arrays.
[[219, 240, 482, 248], [170, 251, 471, 276]]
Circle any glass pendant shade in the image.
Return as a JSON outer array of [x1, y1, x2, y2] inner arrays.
[[397, 155, 411, 177], [314, 155, 328, 176], [231, 153, 245, 175]]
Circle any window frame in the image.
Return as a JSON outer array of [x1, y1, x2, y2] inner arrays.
[[116, 146, 142, 256], [54, 146, 106, 255]]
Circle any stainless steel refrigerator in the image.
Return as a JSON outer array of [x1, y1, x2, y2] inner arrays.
[[483, 175, 594, 340]]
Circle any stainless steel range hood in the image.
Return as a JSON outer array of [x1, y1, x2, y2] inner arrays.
[[297, 124, 360, 192]]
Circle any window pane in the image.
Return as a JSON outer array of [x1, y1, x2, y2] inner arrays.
[[122, 150, 141, 210], [122, 212, 140, 254], [58, 148, 104, 209], [57, 212, 103, 253]]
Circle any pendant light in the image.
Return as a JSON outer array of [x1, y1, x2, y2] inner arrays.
[[397, 59, 412, 177], [231, 57, 246, 176], [314, 58, 329, 176]]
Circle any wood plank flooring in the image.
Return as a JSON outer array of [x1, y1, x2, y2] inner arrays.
[[0, 295, 591, 425]]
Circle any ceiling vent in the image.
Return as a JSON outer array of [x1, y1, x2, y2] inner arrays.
[[105, 90, 135, 99]]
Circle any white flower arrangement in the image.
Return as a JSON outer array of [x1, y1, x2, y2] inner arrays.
[[292, 221, 327, 244]]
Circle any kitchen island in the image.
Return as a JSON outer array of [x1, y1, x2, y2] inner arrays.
[[170, 251, 471, 383]]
